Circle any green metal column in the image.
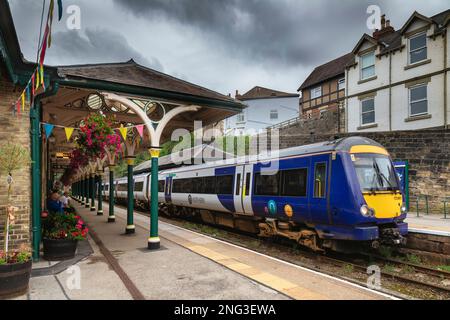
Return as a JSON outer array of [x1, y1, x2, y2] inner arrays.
[[125, 157, 135, 234], [97, 173, 103, 216], [30, 107, 42, 261], [108, 166, 115, 222], [85, 176, 90, 208], [90, 174, 95, 211], [148, 148, 160, 250]]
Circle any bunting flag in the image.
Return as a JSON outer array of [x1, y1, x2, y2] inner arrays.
[[31, 73, 36, 97], [64, 127, 75, 142], [40, 64, 45, 90], [119, 125, 128, 141], [44, 124, 55, 138], [16, 100, 21, 117], [35, 68, 40, 90], [39, 26, 49, 64], [48, 0, 55, 47], [136, 124, 144, 138], [57, 0, 63, 21], [21, 92, 25, 112]]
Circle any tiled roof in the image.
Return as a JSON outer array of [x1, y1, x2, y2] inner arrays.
[[57, 59, 237, 103], [298, 53, 354, 91], [236, 86, 299, 100]]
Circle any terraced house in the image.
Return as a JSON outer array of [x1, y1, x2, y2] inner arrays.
[[345, 11, 450, 132]]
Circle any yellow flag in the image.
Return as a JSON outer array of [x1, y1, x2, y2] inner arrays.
[[35, 69, 40, 90], [40, 64, 45, 88], [119, 125, 128, 141], [21, 91, 25, 112], [64, 127, 75, 142]]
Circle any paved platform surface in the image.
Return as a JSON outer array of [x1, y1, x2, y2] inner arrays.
[[91, 202, 394, 300], [406, 213, 450, 236]]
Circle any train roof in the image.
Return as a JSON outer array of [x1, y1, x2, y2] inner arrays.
[[159, 136, 385, 175]]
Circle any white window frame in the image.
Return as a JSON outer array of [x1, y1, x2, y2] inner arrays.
[[338, 78, 345, 91], [360, 51, 375, 80], [408, 32, 427, 65], [236, 112, 245, 123], [409, 83, 428, 117], [270, 109, 278, 120], [310, 86, 322, 99], [360, 97, 375, 126]]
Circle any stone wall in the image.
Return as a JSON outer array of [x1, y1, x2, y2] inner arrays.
[[275, 110, 449, 213], [0, 70, 31, 251]]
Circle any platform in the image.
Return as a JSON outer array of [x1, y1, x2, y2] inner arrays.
[[72, 202, 394, 300], [406, 213, 450, 236]]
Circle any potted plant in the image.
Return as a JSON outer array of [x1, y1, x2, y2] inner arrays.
[[0, 143, 32, 298], [42, 212, 88, 261]]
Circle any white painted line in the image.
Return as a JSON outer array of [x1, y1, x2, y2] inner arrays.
[[409, 228, 450, 237]]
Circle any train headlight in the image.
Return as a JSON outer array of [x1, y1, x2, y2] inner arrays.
[[360, 205, 375, 217], [401, 204, 407, 214]]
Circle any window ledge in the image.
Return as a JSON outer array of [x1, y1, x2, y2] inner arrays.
[[404, 114, 431, 122], [404, 59, 431, 70], [357, 123, 378, 130], [358, 76, 377, 85]]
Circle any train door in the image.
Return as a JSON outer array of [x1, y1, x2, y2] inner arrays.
[[308, 155, 331, 225], [233, 164, 254, 215], [164, 176, 172, 203]]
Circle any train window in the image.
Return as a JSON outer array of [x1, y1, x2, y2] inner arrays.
[[203, 176, 216, 194], [216, 175, 234, 195], [244, 172, 251, 196], [134, 182, 144, 192], [281, 168, 307, 197], [254, 172, 280, 196], [117, 183, 128, 191], [235, 174, 241, 196], [172, 179, 183, 193], [158, 180, 165, 193], [192, 177, 203, 193], [314, 163, 327, 198]]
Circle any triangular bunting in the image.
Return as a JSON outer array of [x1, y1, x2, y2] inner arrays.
[[119, 125, 128, 141], [44, 124, 54, 138], [64, 127, 75, 142], [136, 125, 144, 138], [35, 68, 40, 90], [31, 73, 36, 96], [39, 25, 49, 64], [40, 64, 45, 90], [48, 0, 55, 47], [57, 0, 63, 21], [21, 92, 25, 112], [16, 100, 21, 117]]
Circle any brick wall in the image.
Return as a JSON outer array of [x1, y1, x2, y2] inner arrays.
[[0, 70, 31, 250], [274, 110, 449, 213]]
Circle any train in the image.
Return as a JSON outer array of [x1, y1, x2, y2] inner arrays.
[[103, 136, 408, 252]]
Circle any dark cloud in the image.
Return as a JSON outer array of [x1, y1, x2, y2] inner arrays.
[[45, 28, 164, 71]]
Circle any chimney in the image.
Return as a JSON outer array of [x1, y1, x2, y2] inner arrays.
[[235, 90, 239, 98], [373, 14, 395, 40]]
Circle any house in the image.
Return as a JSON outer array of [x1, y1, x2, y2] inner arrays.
[[298, 53, 354, 119], [224, 86, 299, 135], [346, 11, 450, 132]]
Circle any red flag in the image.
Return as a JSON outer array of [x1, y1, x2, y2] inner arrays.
[[39, 25, 49, 65], [16, 100, 21, 117], [31, 73, 35, 96]]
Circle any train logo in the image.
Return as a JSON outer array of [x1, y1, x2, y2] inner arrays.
[[268, 200, 277, 215]]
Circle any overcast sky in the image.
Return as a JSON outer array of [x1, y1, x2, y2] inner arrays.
[[9, 0, 449, 97]]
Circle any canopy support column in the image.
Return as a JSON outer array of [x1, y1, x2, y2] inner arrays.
[[30, 107, 42, 262], [108, 166, 115, 222], [125, 157, 135, 234]]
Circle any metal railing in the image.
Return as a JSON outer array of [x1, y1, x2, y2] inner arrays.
[[266, 116, 300, 130], [414, 194, 449, 219]]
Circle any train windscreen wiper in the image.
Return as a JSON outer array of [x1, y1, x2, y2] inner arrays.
[[373, 160, 395, 191]]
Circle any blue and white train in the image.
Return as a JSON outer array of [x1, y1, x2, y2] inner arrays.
[[104, 137, 408, 252]]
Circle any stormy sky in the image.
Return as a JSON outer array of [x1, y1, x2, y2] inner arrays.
[[9, 0, 449, 96]]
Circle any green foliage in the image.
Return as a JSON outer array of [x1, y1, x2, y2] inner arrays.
[[0, 142, 31, 176], [405, 253, 421, 264], [437, 265, 450, 272]]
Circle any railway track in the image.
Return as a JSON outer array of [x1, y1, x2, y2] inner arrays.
[[116, 203, 450, 299]]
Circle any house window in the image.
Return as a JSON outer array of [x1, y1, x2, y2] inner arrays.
[[409, 32, 427, 64], [338, 78, 345, 91], [270, 110, 278, 120], [361, 98, 375, 125], [360, 51, 375, 80], [310, 86, 322, 99], [236, 112, 245, 123], [409, 84, 428, 116]]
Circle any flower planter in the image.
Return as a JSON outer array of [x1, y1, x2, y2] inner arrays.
[[43, 238, 78, 261], [0, 260, 32, 298]]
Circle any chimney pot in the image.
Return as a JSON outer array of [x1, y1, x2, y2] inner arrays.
[[235, 90, 239, 97], [381, 14, 386, 29]]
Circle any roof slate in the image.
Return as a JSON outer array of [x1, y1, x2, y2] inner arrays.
[[236, 86, 299, 100]]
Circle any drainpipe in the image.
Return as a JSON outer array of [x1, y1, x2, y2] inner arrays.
[[444, 31, 448, 129], [31, 82, 60, 261], [389, 53, 392, 131]]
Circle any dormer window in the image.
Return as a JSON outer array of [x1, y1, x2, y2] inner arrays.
[[310, 86, 322, 99], [409, 32, 427, 64], [360, 51, 375, 80]]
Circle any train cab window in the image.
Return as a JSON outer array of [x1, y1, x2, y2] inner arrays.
[[134, 182, 144, 192], [216, 175, 234, 195], [254, 171, 280, 196], [117, 183, 128, 191], [235, 174, 241, 196], [203, 176, 216, 194], [158, 180, 165, 193], [281, 168, 307, 197], [314, 163, 327, 198]]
